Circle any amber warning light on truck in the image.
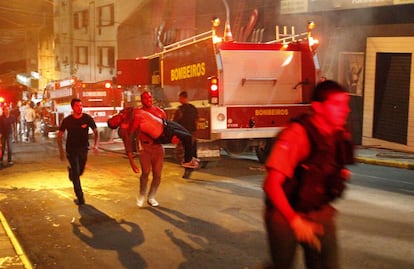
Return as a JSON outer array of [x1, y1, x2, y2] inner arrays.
[[209, 76, 219, 104]]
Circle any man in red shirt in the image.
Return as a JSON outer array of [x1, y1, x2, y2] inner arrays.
[[263, 80, 354, 269], [108, 92, 199, 207], [135, 91, 166, 207]]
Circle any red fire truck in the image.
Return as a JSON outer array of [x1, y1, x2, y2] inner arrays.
[[116, 22, 320, 163], [44, 78, 123, 137]]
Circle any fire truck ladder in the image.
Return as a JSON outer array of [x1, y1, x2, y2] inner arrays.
[[146, 31, 214, 60], [266, 25, 309, 44], [160, 31, 213, 54]]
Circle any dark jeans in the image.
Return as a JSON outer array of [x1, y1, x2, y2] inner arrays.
[[264, 205, 339, 269], [175, 136, 197, 163], [26, 121, 35, 141], [155, 120, 194, 163], [1, 134, 12, 162], [66, 148, 88, 202]]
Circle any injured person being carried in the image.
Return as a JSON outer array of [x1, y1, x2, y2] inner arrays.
[[107, 107, 200, 173]]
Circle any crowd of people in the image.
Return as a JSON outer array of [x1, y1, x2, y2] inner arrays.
[[0, 100, 48, 167]]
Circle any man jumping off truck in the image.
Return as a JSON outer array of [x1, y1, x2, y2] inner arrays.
[[108, 107, 199, 173]]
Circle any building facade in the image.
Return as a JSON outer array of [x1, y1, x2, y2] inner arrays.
[[277, 2, 414, 151], [0, 1, 53, 103], [53, 0, 144, 82]]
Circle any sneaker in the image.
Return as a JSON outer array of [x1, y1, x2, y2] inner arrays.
[[8, 161, 13, 165], [136, 196, 145, 207], [147, 198, 159, 207], [181, 158, 199, 169]]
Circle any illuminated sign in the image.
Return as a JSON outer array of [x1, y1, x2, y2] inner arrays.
[[170, 62, 206, 81], [16, 74, 31, 87], [31, 71, 40, 79], [394, 0, 414, 4], [281, 0, 401, 14], [281, 0, 308, 14]]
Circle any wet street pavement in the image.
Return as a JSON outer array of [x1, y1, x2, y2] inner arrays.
[[1, 137, 269, 269], [1, 136, 414, 269]]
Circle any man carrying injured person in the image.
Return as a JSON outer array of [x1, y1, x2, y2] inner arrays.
[[108, 107, 199, 173]]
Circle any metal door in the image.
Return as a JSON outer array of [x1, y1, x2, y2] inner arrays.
[[373, 53, 411, 144]]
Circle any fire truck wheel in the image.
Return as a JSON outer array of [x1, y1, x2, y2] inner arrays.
[[222, 140, 249, 156], [255, 138, 274, 163], [40, 120, 48, 137], [200, 161, 208, 168]]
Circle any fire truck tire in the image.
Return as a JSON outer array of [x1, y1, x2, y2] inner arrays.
[[200, 160, 218, 168], [255, 138, 275, 163], [99, 127, 115, 141], [222, 140, 249, 155], [40, 120, 49, 137]]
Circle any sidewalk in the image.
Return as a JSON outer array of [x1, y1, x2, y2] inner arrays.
[[355, 145, 414, 170], [0, 212, 32, 269], [1, 142, 414, 269]]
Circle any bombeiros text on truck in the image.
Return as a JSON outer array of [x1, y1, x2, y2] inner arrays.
[[116, 19, 321, 163]]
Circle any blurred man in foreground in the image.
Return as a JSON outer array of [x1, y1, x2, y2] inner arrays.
[[263, 80, 354, 269]]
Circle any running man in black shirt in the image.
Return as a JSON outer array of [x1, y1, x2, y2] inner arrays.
[[57, 98, 98, 205]]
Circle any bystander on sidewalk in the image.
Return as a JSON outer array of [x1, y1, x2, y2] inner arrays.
[[0, 211, 32, 269]]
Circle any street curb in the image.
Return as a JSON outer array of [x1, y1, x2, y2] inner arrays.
[[0, 211, 33, 269], [355, 157, 414, 170]]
